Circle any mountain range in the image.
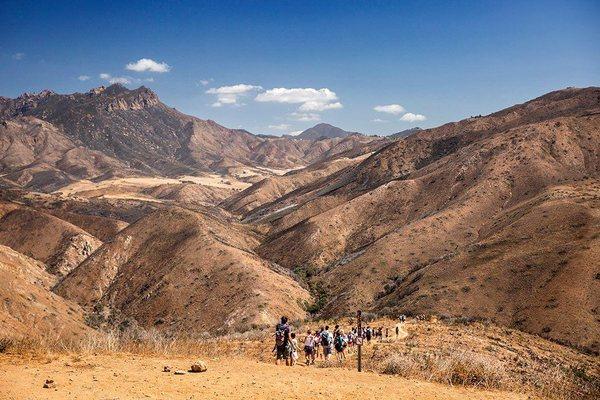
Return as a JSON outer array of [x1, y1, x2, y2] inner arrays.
[[0, 85, 598, 354], [0, 84, 385, 192]]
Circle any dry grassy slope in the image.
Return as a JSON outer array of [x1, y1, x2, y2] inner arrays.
[[143, 182, 235, 207], [0, 117, 129, 192], [249, 88, 600, 352], [0, 202, 102, 276], [0, 244, 90, 339], [222, 154, 368, 215], [44, 209, 128, 242], [54, 207, 310, 334], [247, 87, 600, 229], [0, 188, 160, 224]]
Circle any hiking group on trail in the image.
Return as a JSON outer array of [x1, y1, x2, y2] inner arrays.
[[274, 316, 404, 366]]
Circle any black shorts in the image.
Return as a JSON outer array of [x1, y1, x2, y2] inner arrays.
[[276, 344, 289, 360], [304, 346, 314, 355]]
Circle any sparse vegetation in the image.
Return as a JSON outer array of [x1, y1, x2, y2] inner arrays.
[[2, 317, 597, 399]]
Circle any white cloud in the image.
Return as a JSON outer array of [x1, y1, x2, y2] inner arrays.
[[289, 112, 321, 122], [206, 84, 262, 107], [199, 79, 212, 86], [400, 112, 427, 122], [109, 77, 131, 85], [99, 73, 131, 85], [288, 130, 303, 136], [374, 104, 405, 115], [125, 58, 171, 73], [144, 77, 154, 82], [372, 118, 387, 123], [256, 87, 342, 112], [12, 53, 25, 60], [268, 123, 291, 131], [78, 75, 90, 81]]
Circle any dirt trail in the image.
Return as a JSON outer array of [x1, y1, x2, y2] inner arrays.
[[0, 353, 526, 400], [396, 323, 409, 339]]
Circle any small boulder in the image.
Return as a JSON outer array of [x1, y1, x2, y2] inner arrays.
[[190, 360, 207, 373], [163, 366, 171, 372], [43, 379, 56, 389]]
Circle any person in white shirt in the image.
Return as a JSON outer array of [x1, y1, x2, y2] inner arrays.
[[303, 330, 316, 365], [321, 326, 334, 360]]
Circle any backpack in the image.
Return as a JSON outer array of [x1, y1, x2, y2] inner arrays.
[[275, 324, 286, 346], [335, 335, 344, 350], [321, 331, 331, 346]]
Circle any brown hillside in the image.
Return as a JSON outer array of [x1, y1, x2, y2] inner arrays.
[[222, 153, 371, 215], [0, 117, 129, 191], [0, 245, 90, 339], [0, 202, 102, 276], [54, 207, 310, 334], [246, 87, 600, 352]]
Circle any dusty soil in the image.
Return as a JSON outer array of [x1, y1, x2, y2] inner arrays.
[[0, 353, 526, 400]]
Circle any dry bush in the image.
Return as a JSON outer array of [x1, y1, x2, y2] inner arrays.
[[378, 350, 599, 399], [380, 351, 507, 389]]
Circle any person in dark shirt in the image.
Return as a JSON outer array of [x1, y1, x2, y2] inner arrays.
[[274, 316, 291, 365]]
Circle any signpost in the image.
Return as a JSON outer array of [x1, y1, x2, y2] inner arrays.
[[357, 310, 362, 372]]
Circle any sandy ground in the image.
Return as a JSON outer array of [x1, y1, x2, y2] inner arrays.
[[0, 352, 526, 400]]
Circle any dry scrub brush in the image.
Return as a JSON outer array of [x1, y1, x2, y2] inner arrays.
[[377, 350, 598, 400]]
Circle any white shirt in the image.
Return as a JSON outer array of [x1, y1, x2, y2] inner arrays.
[[304, 334, 315, 347]]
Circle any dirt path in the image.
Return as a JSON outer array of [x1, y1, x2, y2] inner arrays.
[[396, 322, 409, 339], [0, 353, 526, 400]]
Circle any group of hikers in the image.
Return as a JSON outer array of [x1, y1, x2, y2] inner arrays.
[[273, 316, 404, 366]]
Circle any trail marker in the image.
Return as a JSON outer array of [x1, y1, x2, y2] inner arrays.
[[357, 309, 362, 372]]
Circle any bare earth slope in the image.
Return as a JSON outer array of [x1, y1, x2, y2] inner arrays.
[[222, 152, 372, 215], [242, 87, 600, 352], [0, 245, 90, 339], [0, 202, 102, 276], [54, 207, 310, 334]]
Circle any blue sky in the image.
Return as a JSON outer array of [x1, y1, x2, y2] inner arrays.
[[1, 0, 598, 136]]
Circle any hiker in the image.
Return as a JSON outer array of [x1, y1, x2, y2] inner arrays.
[[304, 330, 315, 365], [365, 326, 372, 342], [314, 327, 322, 359], [274, 316, 291, 366], [321, 325, 333, 360], [395, 325, 399, 337], [335, 329, 347, 362], [334, 324, 340, 338], [289, 332, 299, 366], [385, 327, 389, 338]]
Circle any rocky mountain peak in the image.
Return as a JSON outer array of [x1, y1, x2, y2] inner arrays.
[[104, 86, 160, 112]]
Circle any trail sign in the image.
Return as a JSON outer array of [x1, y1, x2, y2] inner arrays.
[[357, 310, 362, 372]]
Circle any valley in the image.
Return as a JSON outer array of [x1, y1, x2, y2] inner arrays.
[[0, 84, 598, 399]]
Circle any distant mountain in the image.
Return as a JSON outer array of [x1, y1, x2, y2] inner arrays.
[[296, 123, 361, 140], [0, 85, 383, 191], [388, 127, 422, 139]]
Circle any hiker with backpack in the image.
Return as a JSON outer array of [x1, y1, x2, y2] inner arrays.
[[314, 327, 323, 359], [320, 325, 333, 360], [334, 329, 347, 362], [274, 316, 291, 365]]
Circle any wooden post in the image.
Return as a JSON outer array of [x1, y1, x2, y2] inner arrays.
[[357, 310, 362, 372]]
